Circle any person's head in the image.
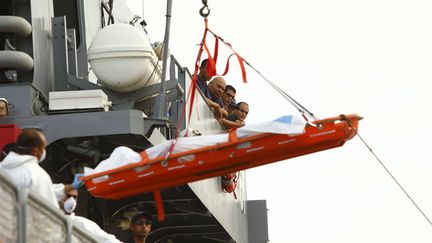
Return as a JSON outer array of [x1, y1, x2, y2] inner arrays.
[[59, 189, 78, 215], [0, 98, 9, 117], [222, 85, 236, 106], [15, 129, 47, 161], [208, 77, 226, 99], [129, 212, 152, 240], [233, 102, 249, 121], [198, 59, 213, 82]]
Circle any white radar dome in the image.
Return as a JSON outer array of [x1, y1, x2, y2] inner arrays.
[[87, 24, 161, 92]]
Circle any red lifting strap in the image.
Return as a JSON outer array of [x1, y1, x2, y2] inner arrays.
[[202, 19, 248, 83], [207, 28, 247, 84], [190, 19, 248, 117], [187, 18, 248, 129], [153, 190, 165, 221], [170, 17, 249, 168]]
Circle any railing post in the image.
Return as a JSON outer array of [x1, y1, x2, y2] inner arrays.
[[17, 188, 28, 243]]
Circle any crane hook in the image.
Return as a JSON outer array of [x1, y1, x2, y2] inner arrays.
[[199, 1, 210, 18]]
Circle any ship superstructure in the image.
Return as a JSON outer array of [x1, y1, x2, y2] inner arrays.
[[0, 0, 268, 242]]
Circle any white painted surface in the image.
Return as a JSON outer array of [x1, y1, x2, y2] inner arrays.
[[184, 73, 249, 243], [87, 24, 161, 92], [49, 90, 111, 111]]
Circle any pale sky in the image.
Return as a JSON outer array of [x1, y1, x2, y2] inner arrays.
[[126, 1, 432, 242]]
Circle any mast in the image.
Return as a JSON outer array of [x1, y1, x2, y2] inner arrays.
[[154, 0, 173, 120]]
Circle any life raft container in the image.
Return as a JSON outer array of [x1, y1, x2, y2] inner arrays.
[[82, 114, 362, 200]]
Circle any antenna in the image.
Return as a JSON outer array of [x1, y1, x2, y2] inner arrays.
[[141, 0, 145, 23]]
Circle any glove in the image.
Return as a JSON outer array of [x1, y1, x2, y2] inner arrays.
[[72, 173, 85, 189]]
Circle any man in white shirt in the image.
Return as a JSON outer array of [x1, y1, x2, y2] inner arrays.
[[0, 129, 82, 207], [59, 189, 122, 243]]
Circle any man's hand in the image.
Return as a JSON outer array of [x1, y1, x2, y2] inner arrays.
[[72, 173, 85, 189], [234, 120, 245, 127], [212, 105, 222, 119], [206, 98, 228, 119], [212, 105, 228, 119], [213, 106, 228, 119]]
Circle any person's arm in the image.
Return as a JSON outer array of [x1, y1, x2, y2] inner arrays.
[[74, 216, 122, 243], [32, 167, 60, 208], [206, 98, 228, 119], [220, 118, 244, 129], [52, 183, 66, 201]]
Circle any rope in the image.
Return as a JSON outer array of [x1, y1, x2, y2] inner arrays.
[[242, 58, 318, 121], [354, 129, 432, 227]]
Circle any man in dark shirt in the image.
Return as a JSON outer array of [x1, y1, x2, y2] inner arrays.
[[195, 59, 227, 118], [196, 59, 213, 97], [126, 212, 152, 243]]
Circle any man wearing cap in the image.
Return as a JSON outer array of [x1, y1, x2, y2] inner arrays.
[[126, 212, 152, 243]]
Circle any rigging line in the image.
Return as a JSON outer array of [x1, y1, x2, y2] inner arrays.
[[278, 88, 317, 120], [354, 129, 432, 227], [242, 59, 318, 121]]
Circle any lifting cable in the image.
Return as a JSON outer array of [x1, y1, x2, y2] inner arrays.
[[242, 59, 318, 121], [353, 128, 432, 227]]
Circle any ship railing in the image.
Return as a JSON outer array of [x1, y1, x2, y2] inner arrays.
[[0, 171, 98, 243]]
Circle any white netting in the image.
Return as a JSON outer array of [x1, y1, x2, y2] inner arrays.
[[71, 227, 98, 243], [0, 177, 18, 243], [25, 197, 66, 243]]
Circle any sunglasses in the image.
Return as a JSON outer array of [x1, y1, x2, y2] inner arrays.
[[133, 219, 152, 226]]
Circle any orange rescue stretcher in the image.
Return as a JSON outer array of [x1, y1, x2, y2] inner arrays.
[[82, 114, 361, 201]]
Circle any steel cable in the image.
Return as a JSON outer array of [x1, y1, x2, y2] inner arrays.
[[353, 128, 432, 227], [242, 59, 318, 121]]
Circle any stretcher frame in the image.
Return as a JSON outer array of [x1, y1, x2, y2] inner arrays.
[[82, 114, 361, 201]]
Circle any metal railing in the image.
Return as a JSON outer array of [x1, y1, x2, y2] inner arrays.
[[0, 172, 98, 243]]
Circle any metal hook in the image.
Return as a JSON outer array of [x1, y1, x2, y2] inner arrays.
[[199, 5, 210, 17]]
